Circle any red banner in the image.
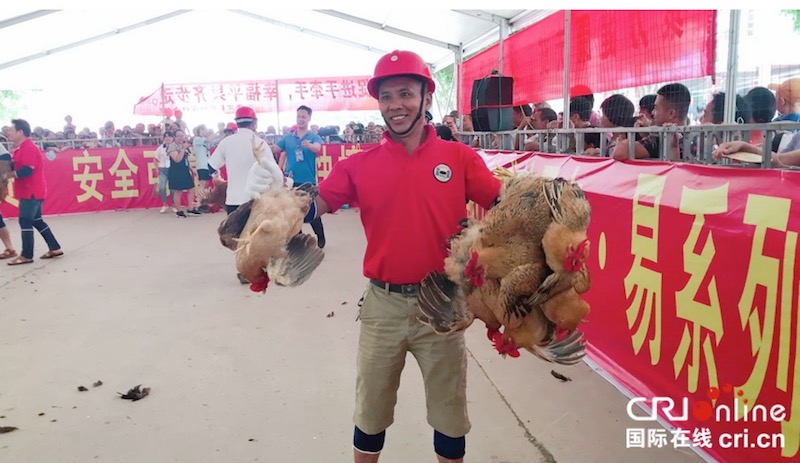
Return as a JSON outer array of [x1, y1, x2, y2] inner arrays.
[[0, 144, 378, 218], [470, 151, 800, 463], [462, 10, 717, 111], [134, 77, 377, 116]]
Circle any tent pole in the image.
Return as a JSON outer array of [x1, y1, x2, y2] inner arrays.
[[455, 45, 463, 126], [723, 10, 740, 132], [498, 21, 507, 74]]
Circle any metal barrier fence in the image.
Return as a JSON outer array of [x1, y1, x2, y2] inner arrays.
[[3, 123, 799, 169], [458, 122, 800, 169]]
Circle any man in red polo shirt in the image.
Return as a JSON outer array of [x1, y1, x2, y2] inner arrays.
[[246, 50, 500, 463], [3, 119, 63, 265]]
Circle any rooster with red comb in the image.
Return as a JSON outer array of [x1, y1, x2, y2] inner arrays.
[[417, 170, 591, 364]]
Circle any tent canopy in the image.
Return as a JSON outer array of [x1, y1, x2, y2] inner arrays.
[[0, 8, 551, 78], [0, 8, 551, 129]]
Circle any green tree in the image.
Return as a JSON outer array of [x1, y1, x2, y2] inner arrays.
[[433, 64, 455, 121], [784, 10, 800, 32], [0, 90, 21, 122]]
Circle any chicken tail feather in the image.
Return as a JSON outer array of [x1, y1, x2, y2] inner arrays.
[[526, 330, 587, 365], [417, 272, 472, 334]]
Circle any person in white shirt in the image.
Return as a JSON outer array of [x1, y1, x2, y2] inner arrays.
[[153, 132, 174, 213], [208, 106, 282, 214], [208, 106, 283, 284]]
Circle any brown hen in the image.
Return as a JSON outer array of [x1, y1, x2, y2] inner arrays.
[[417, 171, 591, 365]]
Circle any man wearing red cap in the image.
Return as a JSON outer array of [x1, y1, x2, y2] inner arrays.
[[248, 50, 500, 462], [209, 107, 283, 283], [173, 109, 189, 134]]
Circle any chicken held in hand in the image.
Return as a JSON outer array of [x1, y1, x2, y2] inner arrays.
[[220, 135, 324, 293], [234, 186, 323, 293], [418, 171, 591, 365]]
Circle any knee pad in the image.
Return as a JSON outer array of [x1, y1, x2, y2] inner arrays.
[[434, 430, 465, 460], [353, 426, 385, 454]]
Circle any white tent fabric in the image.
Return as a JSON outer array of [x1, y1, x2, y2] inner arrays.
[[0, 9, 549, 129]]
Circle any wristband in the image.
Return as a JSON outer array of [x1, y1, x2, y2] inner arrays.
[[303, 200, 317, 223]]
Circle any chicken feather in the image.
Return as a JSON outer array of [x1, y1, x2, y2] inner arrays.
[[234, 186, 323, 292], [220, 136, 324, 292], [417, 171, 592, 365]]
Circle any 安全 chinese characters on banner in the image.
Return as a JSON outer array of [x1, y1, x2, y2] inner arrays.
[[134, 77, 377, 116], [469, 151, 800, 463], [0, 144, 377, 218]]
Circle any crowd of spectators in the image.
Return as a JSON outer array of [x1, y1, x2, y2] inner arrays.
[[3, 77, 799, 169], [433, 77, 800, 167], [0, 113, 388, 152]]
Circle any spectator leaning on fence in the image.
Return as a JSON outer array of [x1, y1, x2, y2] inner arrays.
[[770, 77, 800, 124], [522, 107, 557, 152], [745, 86, 777, 146], [590, 94, 638, 158], [638, 94, 657, 123], [612, 83, 691, 161], [713, 131, 800, 167]]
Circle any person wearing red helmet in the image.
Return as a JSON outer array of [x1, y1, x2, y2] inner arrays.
[[209, 106, 284, 283], [247, 50, 501, 462], [173, 109, 188, 134]]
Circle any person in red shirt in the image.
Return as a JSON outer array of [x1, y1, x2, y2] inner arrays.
[[246, 50, 500, 463], [3, 119, 63, 265]]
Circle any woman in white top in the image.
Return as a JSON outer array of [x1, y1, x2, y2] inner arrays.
[[154, 132, 174, 213]]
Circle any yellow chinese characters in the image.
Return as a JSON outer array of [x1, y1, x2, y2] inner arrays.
[[142, 149, 158, 186], [108, 149, 140, 199], [673, 185, 728, 394], [625, 174, 666, 366], [72, 150, 104, 203], [316, 145, 333, 182], [2, 181, 19, 208], [735, 194, 799, 457]]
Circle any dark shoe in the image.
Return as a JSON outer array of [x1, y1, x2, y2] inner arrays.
[[40, 250, 64, 259], [187, 209, 202, 215], [237, 273, 249, 284], [176, 211, 187, 218], [317, 235, 326, 249], [198, 205, 209, 213]]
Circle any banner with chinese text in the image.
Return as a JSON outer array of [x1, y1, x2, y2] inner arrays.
[[462, 10, 716, 111], [0, 144, 378, 218], [134, 77, 377, 116], [470, 151, 800, 463]]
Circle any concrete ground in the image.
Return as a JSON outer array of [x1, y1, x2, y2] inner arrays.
[[0, 208, 707, 463]]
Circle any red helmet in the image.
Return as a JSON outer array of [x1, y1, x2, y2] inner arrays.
[[225, 122, 238, 132], [235, 106, 256, 122], [367, 50, 435, 99]]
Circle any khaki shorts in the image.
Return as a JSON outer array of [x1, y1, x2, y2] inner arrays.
[[354, 282, 471, 437]]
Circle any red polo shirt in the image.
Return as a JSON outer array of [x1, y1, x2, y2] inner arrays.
[[12, 138, 47, 200], [319, 125, 500, 284]]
